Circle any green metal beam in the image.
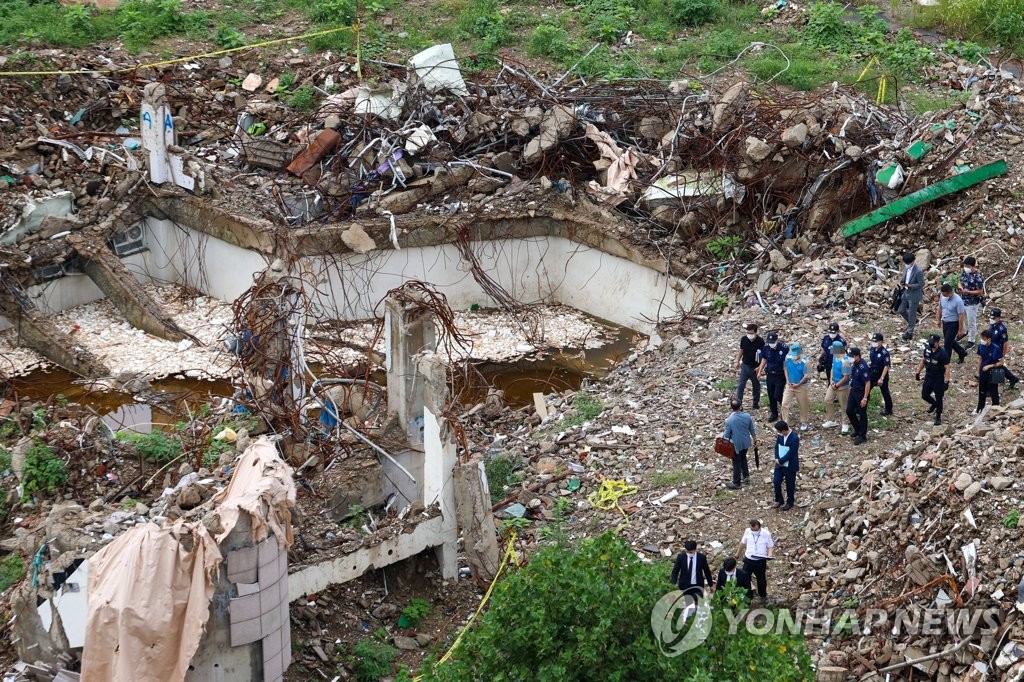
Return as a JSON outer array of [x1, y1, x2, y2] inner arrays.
[[842, 159, 1008, 238]]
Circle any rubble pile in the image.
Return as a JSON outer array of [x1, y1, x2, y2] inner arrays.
[[794, 398, 1024, 678]]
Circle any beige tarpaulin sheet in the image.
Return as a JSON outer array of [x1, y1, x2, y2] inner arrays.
[[211, 436, 296, 547], [80, 437, 295, 682], [584, 123, 641, 206], [80, 521, 221, 682]]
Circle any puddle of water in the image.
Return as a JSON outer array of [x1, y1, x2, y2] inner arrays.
[[5, 313, 641, 418], [5, 368, 234, 432]]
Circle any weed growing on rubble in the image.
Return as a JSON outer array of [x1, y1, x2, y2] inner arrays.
[[349, 638, 398, 682], [212, 25, 247, 48], [0, 555, 26, 592], [21, 442, 67, 499], [399, 598, 432, 629], [288, 84, 319, 112], [485, 453, 520, 503], [572, 394, 604, 420], [116, 431, 182, 463], [527, 24, 572, 60], [706, 234, 742, 260], [418, 533, 812, 681], [1003, 509, 1020, 529]]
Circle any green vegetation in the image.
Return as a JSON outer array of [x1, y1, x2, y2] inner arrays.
[[417, 532, 812, 681], [1003, 508, 1020, 529], [706, 235, 743, 260], [287, 84, 319, 112], [0, 448, 11, 474], [399, 598, 431, 629], [572, 394, 604, 420], [22, 441, 68, 498], [485, 453, 520, 503], [116, 431, 182, 463], [351, 638, 398, 682], [935, 0, 1024, 52], [0, 555, 26, 592], [712, 295, 729, 313], [650, 469, 694, 487]]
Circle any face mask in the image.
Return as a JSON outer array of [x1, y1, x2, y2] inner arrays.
[[991, 318, 997, 324], [871, 342, 879, 348], [769, 342, 777, 348], [746, 334, 756, 340], [828, 333, 836, 339], [964, 267, 973, 273]]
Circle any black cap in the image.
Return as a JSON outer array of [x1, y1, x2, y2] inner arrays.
[[766, 332, 779, 342], [828, 322, 840, 332], [849, 347, 862, 357], [871, 332, 884, 342], [928, 333, 942, 344], [745, 323, 758, 332], [991, 308, 1002, 318]]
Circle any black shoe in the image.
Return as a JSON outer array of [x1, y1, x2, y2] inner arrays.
[[903, 331, 914, 340], [933, 417, 942, 426], [965, 341, 976, 350], [726, 482, 741, 490], [853, 436, 866, 445], [781, 503, 793, 511], [881, 410, 893, 416], [768, 414, 779, 422], [772, 501, 783, 509], [926, 404, 935, 414], [742, 475, 750, 483], [958, 354, 966, 364]]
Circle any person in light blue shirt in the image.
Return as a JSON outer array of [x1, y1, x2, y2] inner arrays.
[[781, 344, 811, 429], [937, 283, 967, 363], [822, 342, 852, 432]]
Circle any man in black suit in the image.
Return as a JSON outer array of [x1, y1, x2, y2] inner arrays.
[[670, 540, 713, 600], [714, 557, 753, 602]]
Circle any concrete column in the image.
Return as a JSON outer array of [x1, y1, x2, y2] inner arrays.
[[454, 460, 501, 582], [385, 294, 437, 445], [417, 352, 458, 580]]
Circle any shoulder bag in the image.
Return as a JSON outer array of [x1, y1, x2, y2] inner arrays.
[[714, 437, 736, 460], [990, 366, 1007, 385]]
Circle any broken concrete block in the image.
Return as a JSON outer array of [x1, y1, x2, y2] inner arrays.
[[963, 481, 983, 501], [769, 249, 791, 270], [522, 104, 576, 164], [744, 136, 773, 162], [782, 122, 809, 148], [990, 476, 1013, 491], [241, 73, 262, 92], [340, 224, 377, 254], [954, 472, 973, 491], [241, 138, 300, 171], [393, 635, 420, 650], [712, 81, 748, 134]]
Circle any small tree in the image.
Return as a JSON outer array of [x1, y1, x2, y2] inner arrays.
[[420, 532, 812, 682]]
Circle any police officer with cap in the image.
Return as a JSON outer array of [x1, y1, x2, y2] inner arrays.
[[916, 333, 951, 426], [845, 348, 872, 445], [868, 332, 893, 416], [989, 308, 1020, 388], [818, 322, 844, 378], [758, 332, 789, 422]]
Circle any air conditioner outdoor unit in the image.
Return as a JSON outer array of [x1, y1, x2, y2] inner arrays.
[[32, 263, 66, 282], [109, 224, 145, 256]]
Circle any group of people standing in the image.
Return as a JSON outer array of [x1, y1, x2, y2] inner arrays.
[[671, 519, 775, 604], [692, 252, 1018, 603]]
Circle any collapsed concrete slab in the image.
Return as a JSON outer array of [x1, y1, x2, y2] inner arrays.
[[68, 232, 192, 342]]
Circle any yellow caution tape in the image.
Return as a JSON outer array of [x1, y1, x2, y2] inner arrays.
[[855, 55, 888, 106], [587, 478, 639, 521], [412, 531, 520, 680], [0, 25, 355, 77]]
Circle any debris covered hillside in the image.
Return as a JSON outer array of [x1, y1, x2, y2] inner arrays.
[[2, 0, 1024, 679]]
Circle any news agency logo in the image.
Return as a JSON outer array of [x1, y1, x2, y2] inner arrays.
[[651, 597, 1004, 658], [650, 590, 713, 656]]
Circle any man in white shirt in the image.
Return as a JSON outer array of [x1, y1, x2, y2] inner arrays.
[[734, 519, 774, 603]]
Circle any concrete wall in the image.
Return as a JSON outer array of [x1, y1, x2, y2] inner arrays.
[[0, 254, 147, 332], [141, 218, 700, 336]]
